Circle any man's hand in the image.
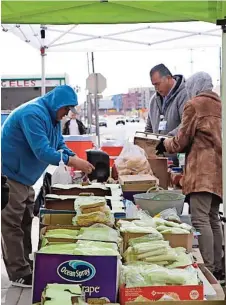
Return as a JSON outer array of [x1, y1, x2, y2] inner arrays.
[[156, 138, 166, 155], [68, 156, 95, 174]]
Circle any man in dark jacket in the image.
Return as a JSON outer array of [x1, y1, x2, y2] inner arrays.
[[145, 64, 189, 136], [63, 111, 86, 135]]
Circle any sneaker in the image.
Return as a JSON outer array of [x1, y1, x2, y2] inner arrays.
[[213, 271, 225, 286], [12, 273, 32, 288]]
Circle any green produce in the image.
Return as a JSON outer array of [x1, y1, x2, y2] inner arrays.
[[45, 229, 79, 239], [161, 228, 190, 234], [77, 227, 120, 243], [128, 234, 163, 247], [121, 264, 199, 288]]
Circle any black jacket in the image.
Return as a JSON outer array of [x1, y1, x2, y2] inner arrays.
[[1, 175, 9, 210], [63, 119, 87, 135]]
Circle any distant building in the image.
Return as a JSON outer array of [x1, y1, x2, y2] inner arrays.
[[122, 92, 141, 111], [128, 87, 155, 109], [111, 94, 123, 111], [1, 74, 69, 110], [98, 98, 114, 110]]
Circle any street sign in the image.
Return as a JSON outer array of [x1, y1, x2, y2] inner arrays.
[[86, 73, 107, 94]]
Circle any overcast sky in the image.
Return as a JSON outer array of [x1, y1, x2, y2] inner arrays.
[[1, 27, 221, 103]]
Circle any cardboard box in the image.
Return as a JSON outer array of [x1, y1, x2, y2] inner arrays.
[[45, 197, 76, 210], [50, 183, 122, 197], [32, 253, 119, 304], [124, 268, 225, 303], [121, 225, 194, 252], [120, 284, 204, 304], [148, 158, 169, 189], [40, 225, 81, 244], [121, 231, 148, 252], [119, 175, 158, 192], [40, 209, 76, 226], [125, 300, 225, 305], [134, 132, 170, 158], [163, 233, 194, 252]]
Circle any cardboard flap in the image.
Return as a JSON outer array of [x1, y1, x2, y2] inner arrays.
[[119, 174, 157, 185]]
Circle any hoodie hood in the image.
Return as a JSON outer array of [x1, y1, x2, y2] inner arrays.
[[186, 72, 213, 99], [41, 85, 78, 121]]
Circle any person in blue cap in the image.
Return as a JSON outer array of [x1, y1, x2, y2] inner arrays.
[[1, 85, 94, 288]]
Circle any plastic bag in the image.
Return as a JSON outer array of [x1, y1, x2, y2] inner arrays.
[[121, 264, 199, 288], [44, 228, 79, 239], [132, 240, 169, 254], [136, 210, 156, 228], [156, 208, 182, 224], [128, 233, 163, 247], [77, 226, 120, 244], [74, 196, 106, 212], [51, 150, 72, 185], [72, 206, 114, 227], [161, 228, 190, 234], [115, 142, 153, 175]]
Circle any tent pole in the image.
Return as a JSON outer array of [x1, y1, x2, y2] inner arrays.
[[40, 47, 46, 96], [40, 26, 46, 96], [217, 17, 226, 284], [219, 47, 222, 95], [222, 22, 226, 286], [91, 52, 100, 148]]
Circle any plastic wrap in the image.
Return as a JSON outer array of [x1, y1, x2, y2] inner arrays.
[[76, 226, 120, 244], [39, 240, 121, 257], [115, 142, 153, 176], [121, 264, 199, 288], [160, 228, 190, 234], [144, 249, 178, 262], [76, 240, 118, 251], [44, 229, 79, 239], [72, 206, 114, 227], [137, 210, 156, 228], [154, 218, 193, 233], [39, 243, 77, 255], [128, 234, 163, 247], [155, 208, 182, 223], [167, 252, 193, 269], [74, 196, 106, 212], [132, 240, 169, 254], [120, 226, 159, 234]]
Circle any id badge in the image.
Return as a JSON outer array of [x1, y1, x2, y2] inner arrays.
[[158, 120, 167, 131]]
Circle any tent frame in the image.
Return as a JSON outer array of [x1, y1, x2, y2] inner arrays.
[[2, 23, 220, 51], [217, 17, 226, 283]]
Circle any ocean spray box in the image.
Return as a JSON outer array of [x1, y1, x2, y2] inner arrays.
[[32, 253, 120, 304]]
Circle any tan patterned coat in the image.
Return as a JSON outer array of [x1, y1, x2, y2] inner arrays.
[[164, 91, 222, 199]]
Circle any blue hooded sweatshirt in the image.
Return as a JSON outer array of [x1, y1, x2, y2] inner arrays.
[[1, 85, 78, 186]]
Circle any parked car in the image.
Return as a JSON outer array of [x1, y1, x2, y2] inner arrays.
[[99, 117, 107, 127], [116, 116, 126, 125], [126, 116, 140, 123], [132, 116, 140, 123]]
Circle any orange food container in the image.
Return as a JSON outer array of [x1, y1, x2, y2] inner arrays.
[[101, 144, 123, 168], [64, 135, 94, 160]]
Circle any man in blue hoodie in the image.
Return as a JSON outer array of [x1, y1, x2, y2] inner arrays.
[[1, 85, 94, 287]]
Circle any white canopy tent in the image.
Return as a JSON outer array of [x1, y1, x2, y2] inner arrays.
[[2, 20, 226, 279], [2, 21, 222, 96]]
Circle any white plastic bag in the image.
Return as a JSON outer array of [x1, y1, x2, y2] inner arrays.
[[51, 150, 72, 185], [115, 142, 153, 175]]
